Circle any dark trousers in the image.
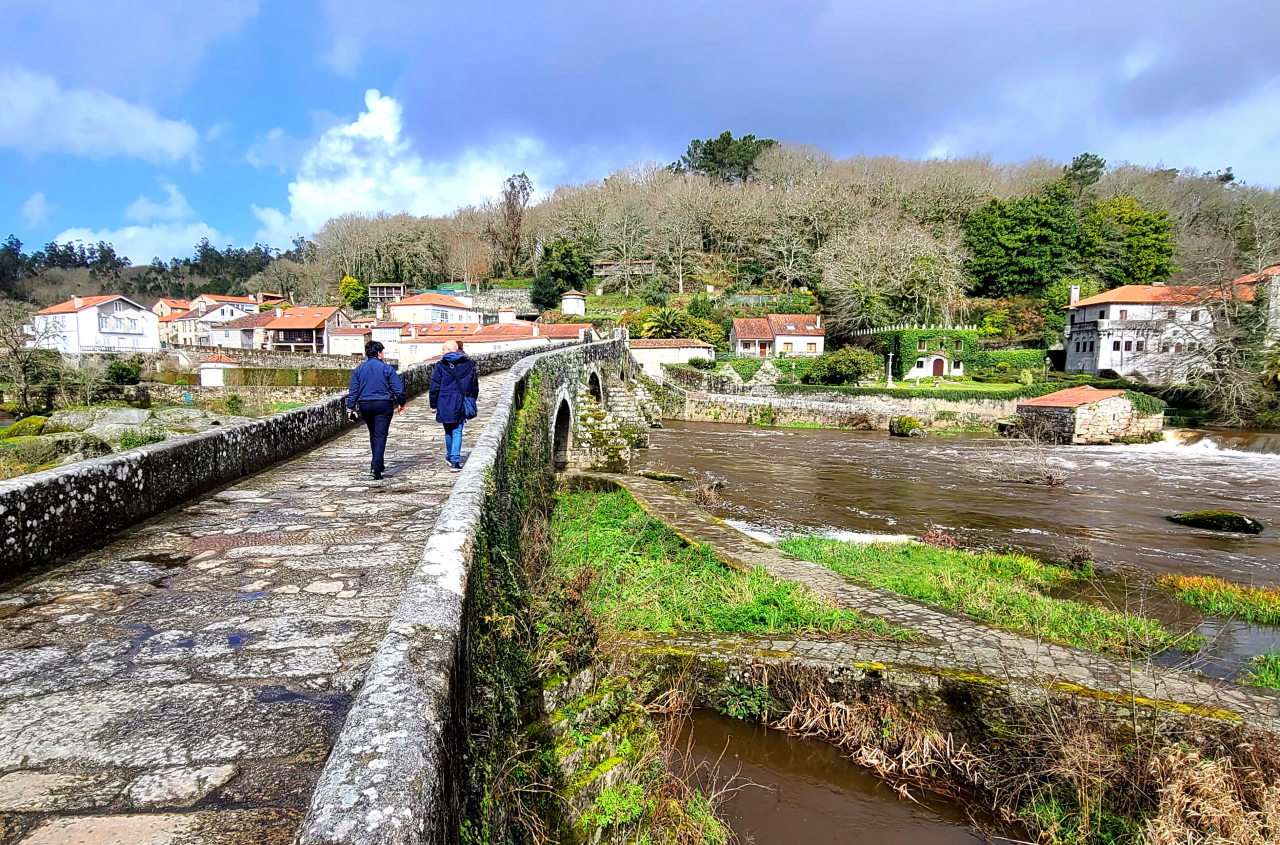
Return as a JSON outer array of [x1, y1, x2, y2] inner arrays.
[[360, 400, 396, 473]]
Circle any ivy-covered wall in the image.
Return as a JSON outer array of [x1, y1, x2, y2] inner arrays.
[[867, 328, 1048, 378]]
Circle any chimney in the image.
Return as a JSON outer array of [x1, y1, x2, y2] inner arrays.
[[498, 308, 515, 324], [533, 325, 540, 337], [816, 314, 822, 328], [1069, 284, 1081, 305], [72, 296, 83, 309], [274, 307, 283, 318], [197, 302, 207, 316]]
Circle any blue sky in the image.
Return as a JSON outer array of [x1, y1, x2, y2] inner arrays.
[[4, 0, 1280, 265]]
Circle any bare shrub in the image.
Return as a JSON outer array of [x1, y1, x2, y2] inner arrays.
[[921, 525, 960, 550], [1145, 747, 1280, 845], [1065, 542, 1094, 571], [690, 472, 726, 508]]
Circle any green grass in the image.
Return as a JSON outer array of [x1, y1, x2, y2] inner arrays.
[[551, 490, 911, 639], [1244, 649, 1280, 689], [1157, 575, 1280, 626], [778, 537, 1180, 655], [266, 402, 308, 413]]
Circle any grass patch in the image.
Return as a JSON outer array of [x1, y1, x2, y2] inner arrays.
[[1244, 649, 1280, 689], [551, 489, 910, 639], [266, 402, 308, 413], [1157, 574, 1280, 625], [778, 537, 1180, 656]]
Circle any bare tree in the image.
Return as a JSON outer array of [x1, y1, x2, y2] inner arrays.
[[0, 303, 59, 411], [485, 172, 534, 277], [600, 193, 650, 296], [446, 228, 491, 293]]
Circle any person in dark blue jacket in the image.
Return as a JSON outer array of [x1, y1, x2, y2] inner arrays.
[[347, 340, 407, 479], [429, 340, 479, 471]]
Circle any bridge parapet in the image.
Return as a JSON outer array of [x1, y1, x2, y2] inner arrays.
[[298, 337, 644, 845]]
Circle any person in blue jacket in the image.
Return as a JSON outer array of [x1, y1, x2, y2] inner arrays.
[[346, 340, 406, 480], [429, 340, 479, 471]]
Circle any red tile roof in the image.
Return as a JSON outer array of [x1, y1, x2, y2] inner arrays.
[[201, 354, 238, 364], [200, 294, 257, 304], [731, 318, 774, 340], [158, 310, 189, 323], [389, 292, 471, 310], [37, 295, 125, 314], [157, 298, 190, 309], [1071, 281, 1262, 309], [629, 338, 713, 349], [1018, 386, 1128, 408], [266, 307, 342, 330], [473, 322, 540, 340], [371, 321, 410, 329], [767, 314, 823, 336], [329, 327, 373, 336]]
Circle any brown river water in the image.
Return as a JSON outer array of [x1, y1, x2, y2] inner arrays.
[[635, 421, 1280, 678], [678, 709, 1013, 845]]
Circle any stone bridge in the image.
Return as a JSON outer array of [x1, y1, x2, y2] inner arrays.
[[0, 337, 656, 845]]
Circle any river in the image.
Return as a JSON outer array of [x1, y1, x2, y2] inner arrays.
[[678, 709, 1006, 845], [635, 421, 1280, 588]]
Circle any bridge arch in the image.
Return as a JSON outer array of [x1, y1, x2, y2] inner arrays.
[[587, 369, 603, 404]]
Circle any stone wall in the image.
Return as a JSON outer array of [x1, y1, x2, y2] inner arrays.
[[0, 342, 576, 575], [298, 337, 630, 845], [1016, 396, 1164, 444], [1013, 405, 1076, 442], [171, 346, 363, 370], [141, 383, 341, 407], [668, 391, 999, 431]]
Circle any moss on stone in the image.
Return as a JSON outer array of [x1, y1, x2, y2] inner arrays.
[[1167, 510, 1264, 534], [888, 415, 924, 437], [1, 415, 47, 438]]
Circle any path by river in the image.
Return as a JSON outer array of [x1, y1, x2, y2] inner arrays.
[[0, 376, 503, 845], [636, 421, 1280, 587]]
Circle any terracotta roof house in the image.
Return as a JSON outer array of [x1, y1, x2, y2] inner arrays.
[[386, 292, 478, 324], [1016, 386, 1163, 445], [31, 295, 161, 353], [327, 327, 374, 357], [729, 315, 825, 358], [264, 306, 352, 354], [628, 338, 715, 380], [1062, 275, 1280, 384], [211, 311, 276, 350], [152, 298, 190, 317]]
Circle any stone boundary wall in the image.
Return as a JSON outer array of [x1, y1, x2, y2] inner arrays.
[[0, 342, 577, 575], [671, 392, 1002, 431], [298, 337, 629, 845], [144, 383, 340, 407], [172, 346, 363, 370], [662, 364, 739, 394]]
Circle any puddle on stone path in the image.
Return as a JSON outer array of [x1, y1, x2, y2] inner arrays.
[[676, 709, 1007, 845]]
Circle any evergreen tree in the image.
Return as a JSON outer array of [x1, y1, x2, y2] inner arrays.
[[672, 131, 777, 182], [964, 181, 1083, 298], [531, 238, 591, 310], [339, 275, 367, 309]]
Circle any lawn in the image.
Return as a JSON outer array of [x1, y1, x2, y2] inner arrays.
[[778, 536, 1182, 656], [550, 489, 910, 640]]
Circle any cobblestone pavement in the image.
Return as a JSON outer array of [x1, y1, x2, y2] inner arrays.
[[0, 376, 504, 845], [591, 473, 1280, 734]]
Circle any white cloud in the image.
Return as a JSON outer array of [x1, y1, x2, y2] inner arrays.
[[0, 67, 198, 163], [21, 192, 55, 227], [56, 183, 218, 263], [125, 183, 195, 223], [253, 89, 559, 246], [246, 127, 310, 172]]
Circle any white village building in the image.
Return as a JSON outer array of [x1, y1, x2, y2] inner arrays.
[[31, 295, 161, 353]]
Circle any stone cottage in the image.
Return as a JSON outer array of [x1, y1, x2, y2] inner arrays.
[[1015, 386, 1164, 444]]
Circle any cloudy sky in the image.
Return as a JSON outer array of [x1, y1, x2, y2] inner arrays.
[[3, 0, 1279, 264]]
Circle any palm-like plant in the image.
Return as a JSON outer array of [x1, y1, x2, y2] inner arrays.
[[641, 307, 688, 339]]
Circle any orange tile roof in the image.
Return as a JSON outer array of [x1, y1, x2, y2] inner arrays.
[[266, 306, 342, 330], [1018, 386, 1127, 408], [473, 322, 540, 340], [389, 292, 472, 309], [767, 314, 823, 336], [200, 354, 239, 364], [158, 298, 190, 309], [158, 310, 189, 323], [37, 295, 122, 314], [732, 318, 774, 340], [1070, 282, 1260, 309], [371, 321, 410, 329], [562, 289, 587, 297], [629, 338, 713, 348], [411, 322, 481, 337], [329, 327, 373, 336], [200, 294, 257, 304]]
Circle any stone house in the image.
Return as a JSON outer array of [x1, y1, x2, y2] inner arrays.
[[1015, 386, 1164, 444]]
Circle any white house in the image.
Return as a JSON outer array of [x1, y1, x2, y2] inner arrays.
[[31, 295, 161, 353], [328, 327, 372, 356], [904, 335, 967, 380], [198, 354, 240, 387], [171, 302, 252, 347], [1061, 280, 1275, 384], [211, 312, 274, 349], [628, 338, 715, 380], [729, 314, 825, 358], [386, 292, 478, 324], [190, 294, 258, 318]]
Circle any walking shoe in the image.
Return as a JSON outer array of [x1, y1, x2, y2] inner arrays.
[[449, 461, 462, 472], [370, 471, 383, 480]]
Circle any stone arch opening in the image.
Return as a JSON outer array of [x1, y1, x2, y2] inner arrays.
[[587, 371, 603, 404], [553, 399, 572, 470]]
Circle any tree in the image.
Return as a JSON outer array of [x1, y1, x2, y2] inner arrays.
[[339, 276, 367, 309], [641, 308, 688, 339], [531, 238, 592, 310], [446, 229, 490, 294], [1064, 153, 1106, 192], [105, 360, 142, 385], [0, 303, 60, 411], [687, 292, 713, 319], [802, 347, 882, 385], [673, 131, 777, 182], [0, 236, 29, 295], [600, 195, 650, 296], [485, 172, 534, 276], [964, 181, 1084, 298], [641, 278, 669, 308]]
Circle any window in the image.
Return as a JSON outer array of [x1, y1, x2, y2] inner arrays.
[[1098, 309, 1105, 319], [954, 339, 962, 350], [1161, 343, 1171, 353], [1074, 341, 1080, 352], [129, 319, 137, 331], [1166, 309, 1176, 320], [1119, 310, 1128, 320], [114, 301, 125, 312], [783, 342, 793, 353], [916, 358, 925, 368], [1089, 341, 1095, 352], [114, 318, 123, 330], [1136, 340, 1145, 352], [807, 343, 817, 353], [1123, 340, 1132, 351], [1113, 341, 1121, 351], [133, 338, 139, 347], [917, 339, 926, 351], [1070, 314, 1076, 324], [1174, 343, 1183, 353], [1191, 310, 1201, 323], [99, 317, 108, 331]]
